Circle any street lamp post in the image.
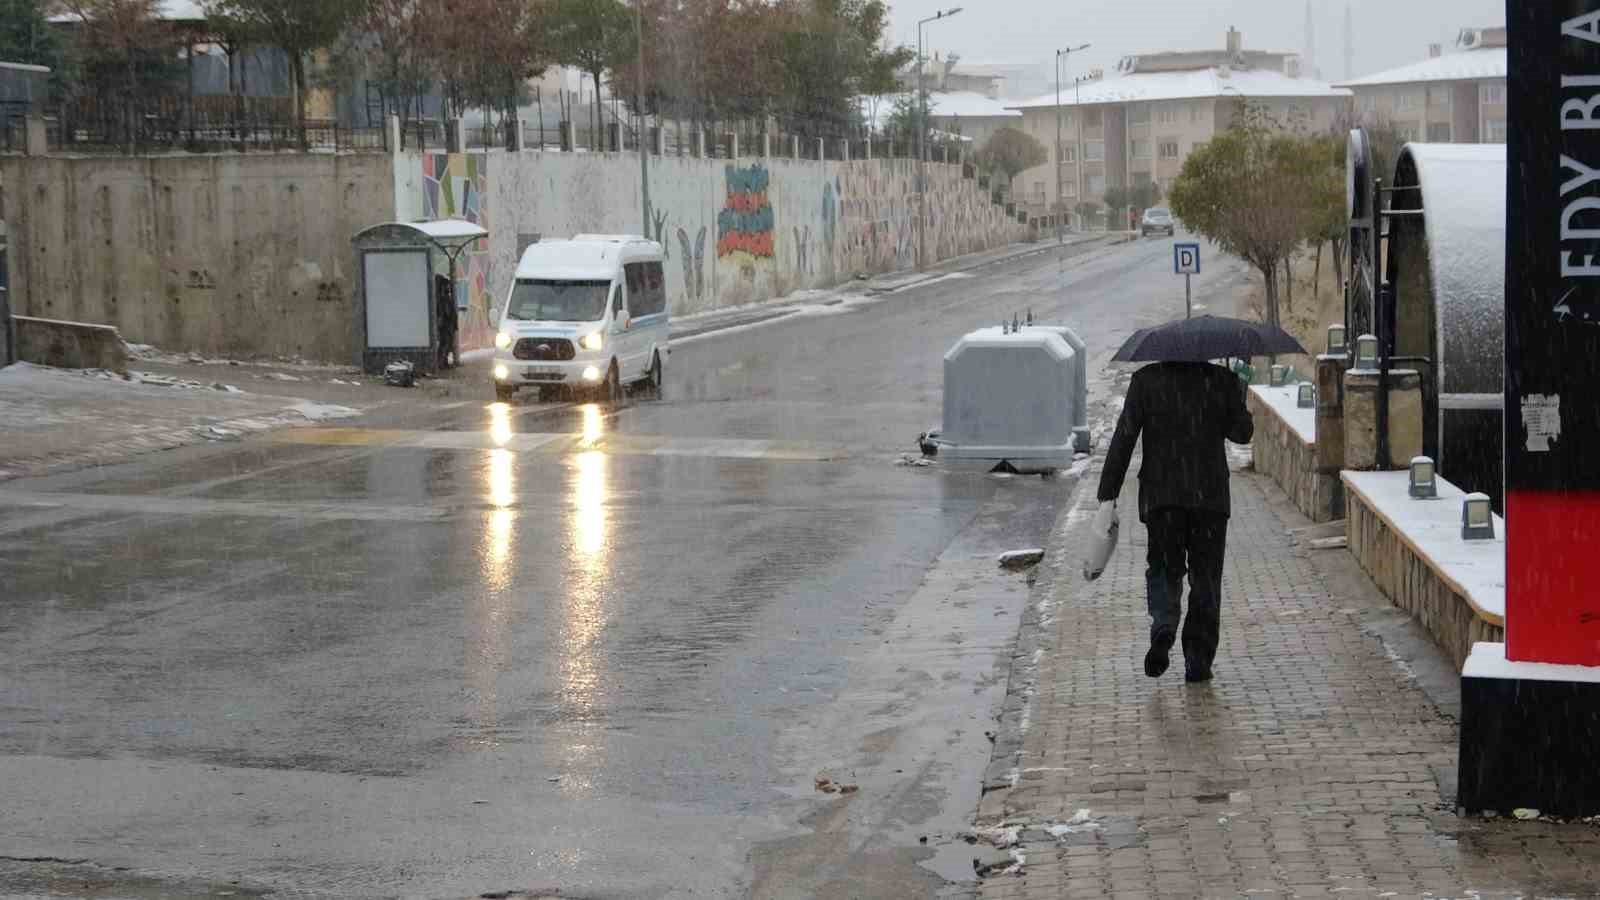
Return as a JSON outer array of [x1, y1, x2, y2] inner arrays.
[[1074, 74, 1090, 230], [917, 7, 962, 271], [1054, 43, 1090, 244], [636, 0, 650, 239]]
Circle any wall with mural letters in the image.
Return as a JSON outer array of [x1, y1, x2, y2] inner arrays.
[[397, 148, 1024, 351]]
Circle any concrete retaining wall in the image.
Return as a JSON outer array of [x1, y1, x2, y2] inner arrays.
[[13, 315, 129, 372], [1343, 476, 1505, 669], [0, 153, 396, 362], [2, 149, 1021, 361], [1248, 391, 1342, 523], [393, 149, 1025, 351]]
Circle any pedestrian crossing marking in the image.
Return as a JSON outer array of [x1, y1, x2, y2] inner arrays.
[[267, 427, 846, 462]]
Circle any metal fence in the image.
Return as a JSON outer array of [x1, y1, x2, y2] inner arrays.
[[1, 95, 974, 164]]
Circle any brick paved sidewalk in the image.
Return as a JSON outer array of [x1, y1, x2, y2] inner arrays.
[[974, 457, 1600, 899]]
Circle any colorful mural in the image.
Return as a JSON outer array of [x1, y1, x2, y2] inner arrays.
[[717, 164, 775, 265], [677, 225, 708, 303], [420, 152, 493, 351]]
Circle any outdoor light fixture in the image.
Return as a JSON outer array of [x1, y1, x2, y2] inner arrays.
[[1297, 382, 1315, 408], [1270, 365, 1288, 386], [1354, 333, 1379, 369], [1409, 456, 1438, 499], [1327, 323, 1347, 356], [1461, 492, 1496, 540]]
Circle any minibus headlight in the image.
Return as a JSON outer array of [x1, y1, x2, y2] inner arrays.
[[495, 331, 512, 350], [581, 331, 603, 351]]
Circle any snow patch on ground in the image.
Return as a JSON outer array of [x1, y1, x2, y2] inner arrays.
[[287, 400, 361, 421]]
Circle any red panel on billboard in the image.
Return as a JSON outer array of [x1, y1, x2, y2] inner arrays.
[[1506, 490, 1600, 665]]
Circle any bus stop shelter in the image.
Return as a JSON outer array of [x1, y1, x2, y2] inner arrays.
[[351, 219, 487, 376]]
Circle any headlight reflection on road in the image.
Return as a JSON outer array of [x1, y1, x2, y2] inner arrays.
[[558, 447, 611, 748], [488, 401, 514, 447], [469, 447, 518, 747], [578, 403, 605, 449], [485, 447, 516, 593]]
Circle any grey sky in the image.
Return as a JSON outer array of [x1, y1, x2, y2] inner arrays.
[[890, 0, 1505, 95]]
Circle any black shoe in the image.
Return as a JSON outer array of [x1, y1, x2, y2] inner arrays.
[[1144, 630, 1176, 678], [1184, 666, 1213, 683]]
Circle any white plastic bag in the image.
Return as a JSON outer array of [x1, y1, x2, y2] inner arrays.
[[1082, 500, 1120, 581]]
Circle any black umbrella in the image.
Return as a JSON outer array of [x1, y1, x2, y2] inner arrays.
[[1112, 315, 1306, 362]]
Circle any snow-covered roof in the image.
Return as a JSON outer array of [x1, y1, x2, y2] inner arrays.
[[50, 0, 205, 23], [1335, 47, 1506, 88], [859, 91, 1021, 130], [1009, 67, 1350, 110], [412, 219, 489, 242]]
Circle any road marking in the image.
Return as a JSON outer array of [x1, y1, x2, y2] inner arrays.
[[265, 428, 846, 462]]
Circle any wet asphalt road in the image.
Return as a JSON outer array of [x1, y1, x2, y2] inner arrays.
[[0, 236, 1248, 899]]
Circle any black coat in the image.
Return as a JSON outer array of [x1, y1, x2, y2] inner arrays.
[[1096, 361, 1254, 522]]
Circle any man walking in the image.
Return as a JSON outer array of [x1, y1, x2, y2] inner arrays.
[[1096, 361, 1254, 682]]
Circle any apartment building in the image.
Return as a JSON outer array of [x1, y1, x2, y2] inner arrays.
[[1335, 27, 1507, 144], [1007, 29, 1350, 226]]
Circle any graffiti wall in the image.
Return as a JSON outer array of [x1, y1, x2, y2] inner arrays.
[[393, 151, 495, 351], [400, 148, 1021, 336]]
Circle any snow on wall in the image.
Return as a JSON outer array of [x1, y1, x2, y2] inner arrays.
[[1342, 469, 1505, 621], [1250, 384, 1316, 444], [1404, 143, 1506, 397]]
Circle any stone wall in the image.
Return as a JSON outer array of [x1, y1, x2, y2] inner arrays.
[[1344, 478, 1505, 669], [1248, 392, 1343, 523], [1, 153, 397, 362], [393, 149, 1025, 351]]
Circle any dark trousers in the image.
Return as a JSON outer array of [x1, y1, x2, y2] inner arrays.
[[1145, 507, 1228, 673]]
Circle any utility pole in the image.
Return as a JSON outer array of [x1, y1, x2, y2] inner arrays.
[[916, 7, 962, 271], [636, 0, 651, 239], [1055, 43, 1090, 244]]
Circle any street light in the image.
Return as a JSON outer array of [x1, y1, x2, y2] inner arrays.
[[917, 6, 962, 271], [1073, 73, 1093, 229], [635, 0, 650, 237], [1055, 43, 1090, 244]]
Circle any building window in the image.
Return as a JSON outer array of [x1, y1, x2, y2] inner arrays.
[[1062, 111, 1074, 127], [1063, 179, 1078, 198], [1128, 104, 1150, 124], [1032, 181, 1046, 205], [1395, 123, 1419, 141], [1429, 86, 1452, 108], [1487, 118, 1508, 142], [1084, 140, 1105, 161], [1360, 94, 1377, 114], [1190, 103, 1202, 123], [1481, 82, 1506, 105], [1157, 104, 1177, 125], [1159, 140, 1180, 159], [1130, 139, 1150, 159], [1087, 174, 1106, 195], [1058, 144, 1076, 163], [1397, 92, 1418, 111], [1427, 122, 1452, 142]]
